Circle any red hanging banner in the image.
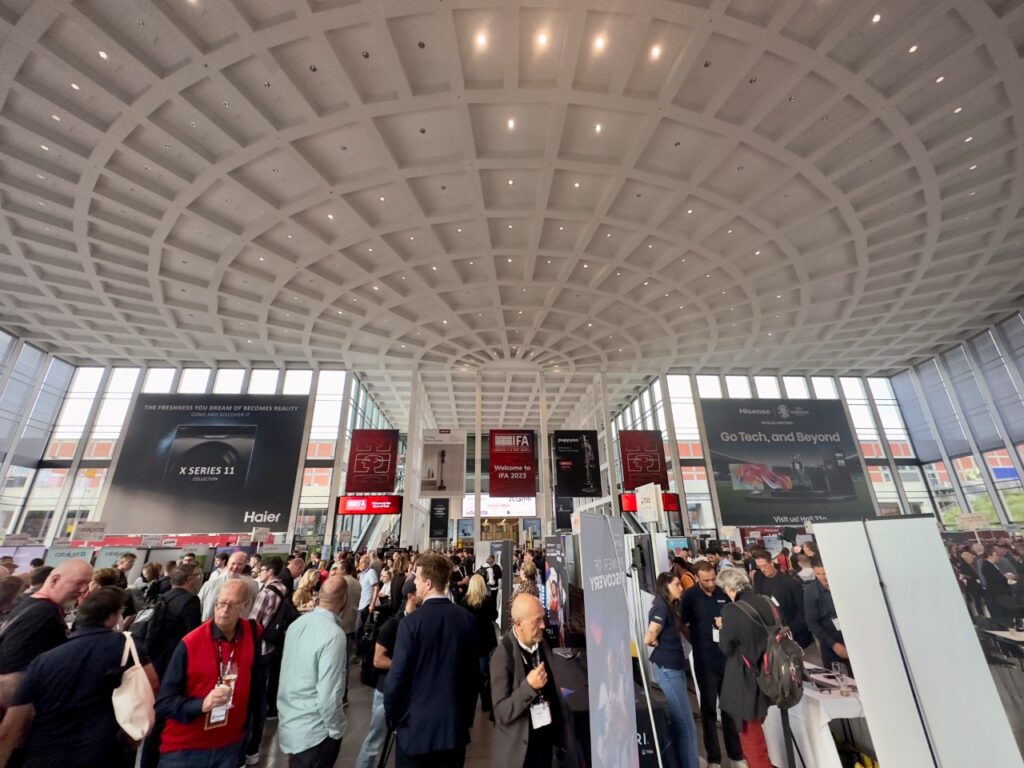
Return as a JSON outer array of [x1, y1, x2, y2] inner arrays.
[[345, 429, 399, 494], [488, 430, 537, 498], [618, 430, 669, 491]]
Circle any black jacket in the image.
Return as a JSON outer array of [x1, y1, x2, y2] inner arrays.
[[753, 570, 812, 647], [719, 590, 774, 722], [461, 595, 499, 657], [804, 579, 843, 652], [148, 587, 202, 676]]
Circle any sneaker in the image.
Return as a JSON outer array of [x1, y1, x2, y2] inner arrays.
[[731, 761, 749, 768], [244, 753, 260, 766]]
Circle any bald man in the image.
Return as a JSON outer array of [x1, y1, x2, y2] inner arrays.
[[0, 557, 93, 698], [198, 551, 259, 621], [490, 594, 575, 768], [277, 576, 350, 768]]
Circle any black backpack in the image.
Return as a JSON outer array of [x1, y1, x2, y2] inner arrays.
[[261, 584, 299, 648], [734, 597, 805, 709], [359, 612, 385, 686]]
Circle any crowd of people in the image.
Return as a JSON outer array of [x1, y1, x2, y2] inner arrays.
[[949, 536, 1024, 630]]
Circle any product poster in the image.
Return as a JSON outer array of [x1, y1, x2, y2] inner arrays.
[[554, 496, 574, 531], [544, 535, 568, 647], [345, 429, 399, 493], [428, 498, 450, 539], [489, 429, 537, 498], [618, 430, 669, 491], [701, 398, 875, 526], [552, 430, 603, 497], [420, 429, 467, 498], [105, 395, 308, 533]]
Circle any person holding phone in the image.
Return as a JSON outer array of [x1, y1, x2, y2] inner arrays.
[[155, 579, 264, 768]]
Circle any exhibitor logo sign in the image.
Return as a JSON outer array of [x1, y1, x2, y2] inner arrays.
[[489, 430, 537, 498], [493, 433, 532, 452]]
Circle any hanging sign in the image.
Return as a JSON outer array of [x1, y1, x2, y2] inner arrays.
[[337, 495, 403, 515], [346, 429, 400, 493], [489, 430, 537, 497], [553, 430, 602, 497], [420, 429, 467, 497], [618, 430, 669, 491], [428, 498, 450, 539]]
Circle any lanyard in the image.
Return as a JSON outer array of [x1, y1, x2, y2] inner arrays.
[[520, 647, 546, 702], [216, 634, 238, 680]]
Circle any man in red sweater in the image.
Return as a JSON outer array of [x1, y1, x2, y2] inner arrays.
[[156, 579, 263, 767]]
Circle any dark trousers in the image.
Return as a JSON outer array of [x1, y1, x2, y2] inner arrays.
[[396, 742, 466, 768], [289, 736, 342, 768], [345, 632, 356, 698], [246, 652, 275, 757], [693, 662, 743, 764], [139, 716, 165, 768]]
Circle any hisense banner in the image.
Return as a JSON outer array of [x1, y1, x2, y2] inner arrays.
[[345, 429, 399, 493], [489, 429, 537, 497], [105, 395, 308, 533], [701, 398, 875, 526], [420, 429, 467, 498], [618, 430, 669, 491], [552, 430, 602, 497]]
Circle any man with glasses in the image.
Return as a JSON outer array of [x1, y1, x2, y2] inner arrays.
[[199, 551, 259, 621], [156, 579, 264, 767]]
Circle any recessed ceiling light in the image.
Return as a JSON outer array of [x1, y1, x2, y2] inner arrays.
[[507, 224, 513, 229], [687, 208, 693, 214], [650, 45, 662, 61], [70, 82, 80, 90], [409, 235, 414, 240], [40, 144, 48, 151], [776, 294, 782, 298], [337, 310, 343, 314], [507, 257, 513, 263], [727, 229, 733, 234], [378, 195, 385, 202], [968, 191, 976, 196], [537, 32, 548, 47], [368, 248, 374, 252], [443, 320, 448, 324], [327, 213, 334, 220], [969, 164, 977, 170], [456, 227, 462, 232], [594, 36, 606, 50], [51, 114, 60, 122], [605, 232, 611, 237], [954, 106, 963, 114], [507, 118, 515, 130], [964, 136, 973, 142], [583, 263, 589, 268], [507, 178, 514, 185], [373, 285, 379, 290], [935, 75, 944, 83], [558, 226, 564, 231], [643, 281, 649, 286], [431, 265, 437, 270], [647, 244, 653, 248], [469, 261, 473, 265], [247, 339, 252, 343], [594, 123, 602, 134], [259, 256, 264, 261], [287, 234, 293, 239], [755, 250, 761, 255], [35, 174, 44, 179], [547, 259, 551, 264], [98, 50, 108, 60], [908, 45, 918, 53], [573, 181, 580, 189], [871, 13, 881, 23], [475, 33, 487, 47]]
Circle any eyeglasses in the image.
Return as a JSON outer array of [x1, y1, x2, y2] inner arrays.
[[215, 600, 245, 610]]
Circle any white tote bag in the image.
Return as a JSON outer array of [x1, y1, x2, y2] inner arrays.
[[112, 631, 155, 740]]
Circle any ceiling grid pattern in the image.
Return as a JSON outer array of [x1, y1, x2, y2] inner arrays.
[[0, 0, 1022, 428]]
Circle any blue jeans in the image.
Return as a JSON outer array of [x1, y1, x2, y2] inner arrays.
[[158, 743, 243, 768], [354, 689, 388, 768], [652, 663, 700, 768]]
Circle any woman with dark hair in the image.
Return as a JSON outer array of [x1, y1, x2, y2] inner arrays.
[[643, 572, 700, 768], [0, 587, 158, 767]]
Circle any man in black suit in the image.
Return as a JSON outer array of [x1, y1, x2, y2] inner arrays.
[[384, 552, 479, 768]]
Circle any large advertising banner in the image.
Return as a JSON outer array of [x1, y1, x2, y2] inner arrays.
[[105, 394, 308, 534], [420, 429, 467, 497], [618, 430, 669, 491], [345, 429, 399, 493], [553, 430, 602, 497], [579, 513, 640, 768], [701, 398, 875, 526], [489, 429, 537, 497], [428, 498, 450, 539]]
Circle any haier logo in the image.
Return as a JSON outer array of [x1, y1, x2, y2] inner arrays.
[[244, 511, 281, 523]]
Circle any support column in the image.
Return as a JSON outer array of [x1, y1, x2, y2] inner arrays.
[[400, 369, 422, 548], [832, 376, 883, 518], [323, 372, 354, 556], [284, 374, 319, 550], [861, 382, 913, 515], [658, 374, 690, 536], [691, 376, 723, 535], [537, 373, 552, 533], [598, 373, 621, 517], [474, 373, 483, 544]]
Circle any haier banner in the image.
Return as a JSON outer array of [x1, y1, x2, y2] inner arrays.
[[428, 498, 450, 539], [345, 429, 399, 493], [420, 429, 467, 498], [552, 430, 602, 497], [701, 398, 875, 526], [105, 395, 308, 533], [618, 430, 669, 491], [489, 429, 537, 498]]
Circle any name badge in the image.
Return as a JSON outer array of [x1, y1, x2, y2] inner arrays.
[[770, 596, 780, 607], [205, 706, 228, 729], [832, 618, 841, 631], [530, 701, 552, 729], [712, 628, 720, 644]]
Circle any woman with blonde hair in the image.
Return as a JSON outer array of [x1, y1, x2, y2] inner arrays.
[[292, 568, 321, 612], [460, 573, 498, 712]]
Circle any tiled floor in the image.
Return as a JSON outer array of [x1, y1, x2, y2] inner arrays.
[[251, 669, 748, 768]]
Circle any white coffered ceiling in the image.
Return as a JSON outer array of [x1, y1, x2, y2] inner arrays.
[[0, 0, 1023, 429]]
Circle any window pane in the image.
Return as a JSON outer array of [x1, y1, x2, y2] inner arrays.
[[725, 376, 752, 398], [0, 346, 49, 465], [212, 369, 244, 394], [16, 359, 74, 465], [754, 376, 781, 399], [56, 468, 109, 538], [177, 368, 210, 394], [666, 375, 701, 458], [142, 368, 175, 393], [307, 370, 347, 460], [867, 464, 901, 516], [951, 455, 999, 524], [282, 370, 313, 395], [696, 375, 722, 399], [44, 367, 105, 460], [682, 465, 715, 530], [899, 465, 935, 516], [18, 467, 70, 537], [294, 467, 332, 539], [84, 368, 140, 460], [0, 466, 35, 533], [248, 369, 280, 395], [923, 460, 963, 528], [782, 376, 810, 399], [811, 377, 838, 399], [982, 449, 1024, 523]]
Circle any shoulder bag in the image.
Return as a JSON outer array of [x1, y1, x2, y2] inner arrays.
[[112, 631, 155, 740]]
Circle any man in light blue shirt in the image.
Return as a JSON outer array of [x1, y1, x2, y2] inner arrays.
[[357, 554, 380, 637], [277, 576, 349, 768]]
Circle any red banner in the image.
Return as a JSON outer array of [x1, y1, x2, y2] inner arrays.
[[619, 492, 681, 512], [345, 429, 399, 493], [489, 430, 537, 497], [618, 430, 669, 491], [337, 495, 403, 515]]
